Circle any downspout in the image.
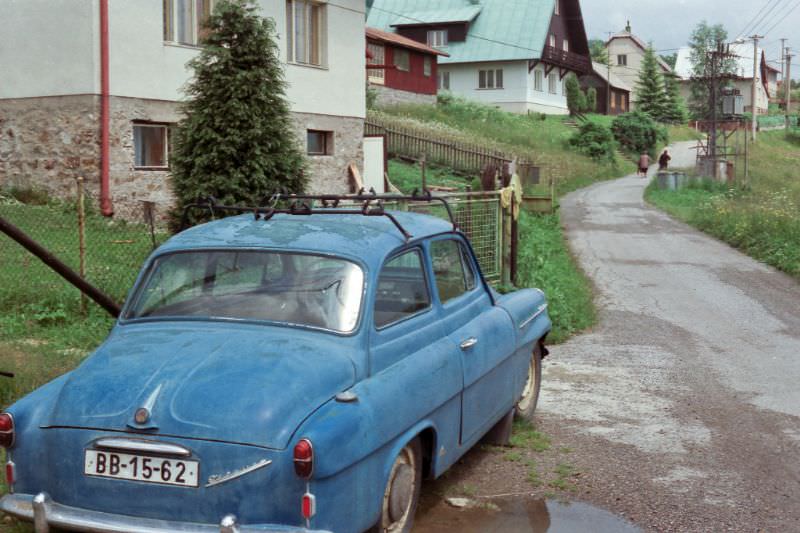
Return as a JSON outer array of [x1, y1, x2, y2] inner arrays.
[[99, 0, 113, 216]]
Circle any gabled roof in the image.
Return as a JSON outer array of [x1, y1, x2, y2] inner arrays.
[[590, 61, 631, 91], [391, 6, 483, 26], [367, 0, 558, 65], [366, 27, 450, 56], [606, 30, 672, 72], [674, 43, 769, 81]]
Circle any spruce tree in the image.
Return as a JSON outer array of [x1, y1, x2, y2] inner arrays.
[[662, 73, 688, 123], [170, 0, 305, 227], [635, 45, 667, 121], [565, 75, 587, 116]]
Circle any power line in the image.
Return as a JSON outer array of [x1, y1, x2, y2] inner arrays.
[[736, 0, 786, 39], [761, 0, 800, 36]]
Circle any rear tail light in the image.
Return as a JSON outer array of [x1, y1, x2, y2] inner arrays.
[[302, 492, 316, 520], [5, 461, 14, 490], [293, 438, 314, 478], [0, 413, 14, 448]]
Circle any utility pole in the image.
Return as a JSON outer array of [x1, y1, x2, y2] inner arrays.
[[786, 49, 794, 129], [750, 35, 763, 142], [605, 31, 613, 114], [780, 38, 788, 81]]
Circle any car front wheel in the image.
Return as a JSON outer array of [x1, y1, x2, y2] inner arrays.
[[375, 437, 422, 533], [515, 342, 543, 420]]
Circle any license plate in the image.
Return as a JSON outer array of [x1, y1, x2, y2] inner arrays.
[[84, 450, 199, 488]]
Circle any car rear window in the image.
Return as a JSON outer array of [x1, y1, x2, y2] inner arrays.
[[125, 250, 364, 333]]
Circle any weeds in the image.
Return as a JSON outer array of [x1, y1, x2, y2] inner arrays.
[[509, 419, 551, 452]]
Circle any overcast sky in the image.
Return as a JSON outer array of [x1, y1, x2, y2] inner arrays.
[[581, 0, 800, 78]]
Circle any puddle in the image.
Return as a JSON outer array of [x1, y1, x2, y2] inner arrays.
[[413, 496, 641, 533]]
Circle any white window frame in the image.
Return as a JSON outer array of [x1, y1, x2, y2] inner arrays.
[[549, 34, 556, 47], [617, 54, 627, 66], [534, 69, 543, 92], [423, 56, 432, 77], [367, 42, 386, 84], [438, 71, 450, 90], [163, 0, 215, 47], [479, 69, 503, 90], [548, 73, 557, 94], [394, 49, 410, 72], [286, 0, 327, 67], [554, 0, 560, 15], [563, 39, 569, 52], [133, 123, 170, 170], [427, 30, 448, 48]]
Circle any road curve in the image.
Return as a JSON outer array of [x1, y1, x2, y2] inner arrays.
[[539, 146, 800, 531]]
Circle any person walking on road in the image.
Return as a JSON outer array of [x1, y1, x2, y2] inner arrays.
[[638, 152, 650, 178], [659, 148, 671, 170]]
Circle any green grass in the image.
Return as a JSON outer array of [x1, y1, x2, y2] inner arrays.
[[509, 419, 551, 452], [549, 462, 579, 492], [517, 211, 595, 343], [387, 159, 471, 193], [646, 131, 800, 278]]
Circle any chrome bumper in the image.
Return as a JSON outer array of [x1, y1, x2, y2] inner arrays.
[[1, 493, 330, 533]]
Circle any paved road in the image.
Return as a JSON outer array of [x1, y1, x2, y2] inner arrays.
[[539, 142, 800, 531]]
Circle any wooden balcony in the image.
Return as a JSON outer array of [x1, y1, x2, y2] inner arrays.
[[540, 45, 592, 74]]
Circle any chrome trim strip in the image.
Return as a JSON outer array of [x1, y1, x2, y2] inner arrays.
[[94, 438, 192, 457], [205, 459, 272, 488], [0, 493, 330, 533], [520, 303, 548, 330]]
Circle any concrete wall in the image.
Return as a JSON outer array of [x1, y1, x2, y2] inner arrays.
[[370, 84, 437, 107], [439, 61, 569, 115], [528, 64, 569, 115], [678, 80, 770, 115], [0, 0, 99, 98]]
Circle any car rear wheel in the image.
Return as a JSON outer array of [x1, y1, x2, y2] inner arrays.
[[376, 437, 422, 533], [515, 343, 543, 420]]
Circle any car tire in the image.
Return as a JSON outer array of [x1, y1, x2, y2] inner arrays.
[[372, 437, 423, 533], [481, 408, 514, 446], [514, 342, 543, 420]]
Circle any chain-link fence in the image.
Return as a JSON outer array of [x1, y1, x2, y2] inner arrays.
[[0, 180, 169, 314]]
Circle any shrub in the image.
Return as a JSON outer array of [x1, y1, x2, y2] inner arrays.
[[611, 111, 668, 156], [565, 76, 587, 115], [585, 88, 597, 113], [569, 122, 616, 160]]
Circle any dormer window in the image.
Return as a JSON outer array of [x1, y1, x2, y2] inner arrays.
[[549, 34, 556, 47], [427, 30, 448, 48]]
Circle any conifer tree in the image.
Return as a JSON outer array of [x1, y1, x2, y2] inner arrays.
[[170, 0, 305, 227], [662, 73, 688, 123], [565, 75, 587, 115], [635, 45, 667, 120]]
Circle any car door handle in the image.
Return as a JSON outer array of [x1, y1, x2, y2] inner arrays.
[[460, 337, 478, 350]]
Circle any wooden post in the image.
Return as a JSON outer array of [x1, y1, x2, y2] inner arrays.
[[420, 153, 427, 192], [502, 195, 512, 287], [510, 190, 518, 285], [76, 177, 87, 316]]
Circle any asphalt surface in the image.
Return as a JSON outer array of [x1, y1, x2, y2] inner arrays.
[[538, 141, 800, 531]]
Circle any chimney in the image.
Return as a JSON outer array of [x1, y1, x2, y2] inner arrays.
[[625, 20, 631, 33]]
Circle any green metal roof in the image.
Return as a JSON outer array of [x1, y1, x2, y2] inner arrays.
[[391, 6, 483, 26], [368, 0, 556, 65]]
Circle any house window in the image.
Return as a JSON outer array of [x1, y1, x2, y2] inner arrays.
[[133, 123, 170, 169], [394, 49, 410, 72], [286, 0, 326, 66], [534, 69, 543, 91], [563, 39, 569, 52], [438, 71, 450, 90], [424, 57, 432, 77], [610, 92, 616, 110], [617, 54, 627, 66], [163, 0, 214, 46], [367, 42, 385, 84], [427, 30, 448, 48], [549, 34, 556, 47], [548, 73, 557, 94], [554, 0, 560, 15], [307, 130, 333, 156], [479, 69, 503, 89]]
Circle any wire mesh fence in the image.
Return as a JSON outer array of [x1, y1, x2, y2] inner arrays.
[[0, 181, 169, 314]]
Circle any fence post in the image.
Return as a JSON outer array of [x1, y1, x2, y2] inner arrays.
[[502, 197, 512, 287], [142, 200, 157, 250], [76, 176, 87, 316]]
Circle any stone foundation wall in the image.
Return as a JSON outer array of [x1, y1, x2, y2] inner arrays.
[[291, 112, 364, 195], [0, 95, 362, 220], [371, 84, 437, 107]]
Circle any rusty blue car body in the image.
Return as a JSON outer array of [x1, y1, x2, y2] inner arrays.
[[0, 209, 551, 532]]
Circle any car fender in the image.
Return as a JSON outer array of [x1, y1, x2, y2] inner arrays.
[[495, 288, 552, 349]]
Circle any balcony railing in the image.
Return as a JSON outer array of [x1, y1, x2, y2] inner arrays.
[[541, 45, 592, 74]]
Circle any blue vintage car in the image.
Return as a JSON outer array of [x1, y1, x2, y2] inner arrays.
[[0, 196, 551, 533]]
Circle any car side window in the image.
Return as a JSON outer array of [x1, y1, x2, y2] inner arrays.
[[374, 249, 431, 329], [431, 239, 475, 304]]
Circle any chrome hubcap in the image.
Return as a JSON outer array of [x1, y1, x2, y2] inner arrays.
[[381, 445, 417, 532]]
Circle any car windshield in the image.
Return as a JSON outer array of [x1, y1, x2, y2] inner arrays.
[[126, 250, 364, 333]]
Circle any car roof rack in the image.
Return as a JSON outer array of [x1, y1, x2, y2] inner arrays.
[[180, 189, 459, 242]]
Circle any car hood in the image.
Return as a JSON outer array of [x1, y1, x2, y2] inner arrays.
[[46, 322, 358, 449]]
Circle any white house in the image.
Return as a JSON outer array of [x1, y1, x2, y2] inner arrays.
[[367, 0, 593, 115], [0, 0, 366, 216], [674, 44, 780, 115], [604, 22, 672, 109]]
